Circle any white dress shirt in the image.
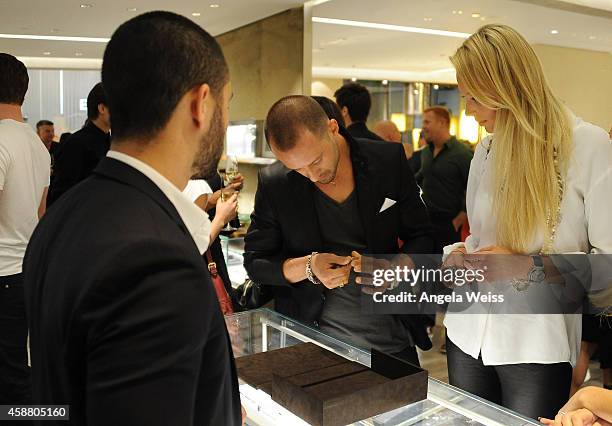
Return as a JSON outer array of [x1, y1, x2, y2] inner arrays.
[[106, 151, 211, 254], [444, 115, 612, 366]]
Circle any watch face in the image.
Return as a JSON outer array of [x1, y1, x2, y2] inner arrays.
[[529, 269, 546, 283]]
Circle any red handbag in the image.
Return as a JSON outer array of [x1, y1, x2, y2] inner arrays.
[[205, 250, 234, 316]]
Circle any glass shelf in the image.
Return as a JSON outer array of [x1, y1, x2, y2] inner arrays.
[[225, 308, 539, 426]]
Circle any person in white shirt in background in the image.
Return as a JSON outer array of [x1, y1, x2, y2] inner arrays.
[[442, 24, 612, 420], [0, 53, 50, 411], [183, 177, 238, 246]]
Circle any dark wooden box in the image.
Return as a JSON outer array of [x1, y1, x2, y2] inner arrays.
[[236, 342, 428, 426]]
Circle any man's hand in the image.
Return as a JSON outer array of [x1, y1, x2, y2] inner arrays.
[[452, 211, 468, 232], [350, 251, 413, 294], [311, 253, 352, 289], [540, 408, 601, 426]]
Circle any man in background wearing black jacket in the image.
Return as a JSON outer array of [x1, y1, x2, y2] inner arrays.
[[47, 83, 110, 206], [244, 96, 433, 365], [334, 82, 384, 141], [24, 11, 242, 426]]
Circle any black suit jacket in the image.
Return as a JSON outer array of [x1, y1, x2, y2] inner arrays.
[[243, 130, 434, 348], [347, 121, 385, 141], [24, 158, 241, 426], [47, 121, 110, 206]]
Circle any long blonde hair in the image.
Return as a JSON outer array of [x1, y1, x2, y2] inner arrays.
[[451, 24, 572, 253]]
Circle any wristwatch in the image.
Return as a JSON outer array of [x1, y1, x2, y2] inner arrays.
[[306, 252, 322, 285], [511, 255, 546, 292]]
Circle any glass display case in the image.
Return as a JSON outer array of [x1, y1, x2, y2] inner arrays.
[[226, 309, 540, 426]]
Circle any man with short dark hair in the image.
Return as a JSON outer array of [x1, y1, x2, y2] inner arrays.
[[23, 11, 242, 425], [46, 83, 111, 205], [417, 106, 473, 253], [245, 95, 433, 364], [36, 120, 55, 151], [36, 119, 60, 173], [0, 53, 50, 413], [334, 82, 384, 141]]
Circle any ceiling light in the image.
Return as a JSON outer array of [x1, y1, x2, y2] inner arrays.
[[192, 12, 201, 16], [43, 51, 51, 55], [433, 84, 439, 90], [588, 35, 597, 40], [75, 52, 83, 56], [382, 79, 388, 85], [0, 33, 109, 43], [51, 28, 59, 33], [452, 10, 457, 14], [80, 4, 92, 8], [471, 13, 481, 18], [480, 17, 486, 21], [424, 17, 433, 22], [210, 4, 220, 7], [312, 17, 470, 39], [550, 29, 559, 35], [126, 7, 137, 12], [351, 77, 357, 82], [457, 10, 463, 15]]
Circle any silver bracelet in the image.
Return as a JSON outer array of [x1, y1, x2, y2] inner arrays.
[[306, 252, 322, 285]]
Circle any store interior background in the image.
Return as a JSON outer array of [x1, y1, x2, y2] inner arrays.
[[1, 0, 611, 383]]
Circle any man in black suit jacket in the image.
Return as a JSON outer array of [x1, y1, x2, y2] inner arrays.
[[334, 82, 384, 141], [244, 96, 434, 364], [23, 12, 242, 426]]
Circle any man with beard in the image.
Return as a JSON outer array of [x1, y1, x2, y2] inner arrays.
[[22, 11, 243, 426], [244, 96, 434, 365]]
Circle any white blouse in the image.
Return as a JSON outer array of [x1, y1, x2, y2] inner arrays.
[[444, 115, 612, 366]]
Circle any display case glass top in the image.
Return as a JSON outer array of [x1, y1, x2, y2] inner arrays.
[[226, 308, 539, 426]]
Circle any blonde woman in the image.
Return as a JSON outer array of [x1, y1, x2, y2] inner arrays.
[[442, 24, 612, 419]]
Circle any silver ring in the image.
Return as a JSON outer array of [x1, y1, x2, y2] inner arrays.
[[558, 411, 567, 415]]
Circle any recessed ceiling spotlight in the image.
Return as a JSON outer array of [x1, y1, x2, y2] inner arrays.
[[480, 17, 486, 21], [80, 4, 92, 8], [75, 52, 83, 56], [43, 51, 51, 55], [210, 4, 220, 7], [452, 10, 457, 15], [424, 17, 433, 22], [126, 7, 137, 12], [457, 10, 463, 15], [382, 79, 388, 85], [433, 84, 439, 90], [588, 35, 597, 40], [471, 13, 481, 18], [51, 28, 59, 33], [351, 77, 357, 82], [550, 29, 559, 35], [192, 12, 201, 16]]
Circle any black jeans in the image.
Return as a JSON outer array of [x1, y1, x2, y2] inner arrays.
[[393, 345, 420, 367], [431, 216, 461, 255], [0, 274, 31, 405], [446, 336, 571, 420]]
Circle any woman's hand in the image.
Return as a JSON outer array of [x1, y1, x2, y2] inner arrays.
[[215, 193, 238, 225], [540, 408, 601, 426]]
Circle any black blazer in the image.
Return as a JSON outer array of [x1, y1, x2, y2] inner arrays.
[[243, 130, 434, 348], [23, 158, 241, 426], [47, 121, 111, 206], [347, 121, 385, 141]]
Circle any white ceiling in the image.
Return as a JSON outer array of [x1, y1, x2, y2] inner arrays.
[[311, 0, 612, 82], [0, 0, 611, 82], [0, 0, 308, 58]]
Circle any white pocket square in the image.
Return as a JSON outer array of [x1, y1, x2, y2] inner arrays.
[[379, 198, 397, 213]]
